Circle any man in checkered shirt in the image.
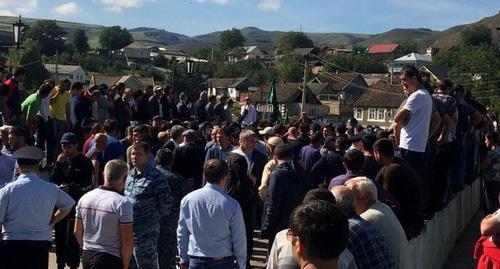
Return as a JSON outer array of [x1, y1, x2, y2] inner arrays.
[[332, 186, 395, 269]]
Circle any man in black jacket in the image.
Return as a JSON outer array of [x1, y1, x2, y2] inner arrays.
[[225, 129, 266, 268], [261, 144, 313, 249], [51, 132, 93, 269], [172, 129, 204, 188]]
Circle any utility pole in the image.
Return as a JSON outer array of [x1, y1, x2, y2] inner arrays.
[[171, 61, 175, 93], [55, 49, 59, 83], [301, 57, 308, 114]]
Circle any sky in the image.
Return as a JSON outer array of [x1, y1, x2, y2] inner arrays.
[[0, 0, 498, 36]]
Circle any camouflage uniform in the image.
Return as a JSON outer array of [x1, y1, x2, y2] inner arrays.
[[156, 166, 192, 269], [125, 164, 173, 269]]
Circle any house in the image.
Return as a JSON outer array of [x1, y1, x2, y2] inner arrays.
[[368, 43, 401, 58], [390, 53, 432, 75], [228, 46, 274, 64], [308, 72, 369, 123], [120, 42, 154, 67], [352, 80, 405, 129], [89, 74, 155, 91], [207, 77, 258, 102], [318, 45, 352, 58], [44, 64, 86, 83], [151, 47, 189, 62], [362, 74, 391, 86], [419, 65, 449, 83], [251, 82, 330, 120]]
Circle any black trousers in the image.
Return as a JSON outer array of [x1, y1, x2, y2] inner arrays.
[[36, 116, 55, 165], [82, 250, 122, 269], [0, 240, 51, 269], [55, 217, 81, 268]]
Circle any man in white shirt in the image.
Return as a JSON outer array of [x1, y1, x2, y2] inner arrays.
[[394, 65, 432, 174], [74, 159, 134, 269], [240, 97, 257, 127]]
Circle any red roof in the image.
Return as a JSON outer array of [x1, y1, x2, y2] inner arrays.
[[368, 43, 399, 54]]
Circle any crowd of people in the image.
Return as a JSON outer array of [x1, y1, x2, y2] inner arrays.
[[0, 64, 497, 269]]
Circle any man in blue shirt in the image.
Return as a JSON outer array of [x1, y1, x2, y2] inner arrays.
[[177, 159, 247, 269], [205, 126, 234, 161], [125, 142, 173, 269], [0, 146, 75, 269]]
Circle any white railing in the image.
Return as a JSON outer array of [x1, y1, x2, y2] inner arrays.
[[408, 179, 481, 269]]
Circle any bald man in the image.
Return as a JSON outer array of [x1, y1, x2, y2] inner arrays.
[[86, 133, 108, 187]]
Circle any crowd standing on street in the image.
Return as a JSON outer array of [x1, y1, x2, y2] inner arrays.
[[0, 64, 497, 269]]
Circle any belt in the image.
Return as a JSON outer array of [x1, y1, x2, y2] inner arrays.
[[188, 256, 231, 261]]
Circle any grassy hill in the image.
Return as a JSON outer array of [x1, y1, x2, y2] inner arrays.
[[0, 12, 498, 54], [420, 13, 500, 49], [359, 28, 437, 47], [192, 26, 371, 46]]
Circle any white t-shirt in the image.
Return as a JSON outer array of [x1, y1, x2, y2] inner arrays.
[[75, 187, 133, 258], [400, 89, 432, 152]]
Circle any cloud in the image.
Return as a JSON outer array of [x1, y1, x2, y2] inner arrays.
[[193, 0, 230, 5], [258, 0, 281, 11], [97, 0, 154, 12], [53, 2, 79, 16], [0, 0, 37, 15]]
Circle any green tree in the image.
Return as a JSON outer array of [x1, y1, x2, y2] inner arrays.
[[434, 40, 500, 115], [192, 47, 225, 62], [220, 28, 246, 52], [25, 20, 65, 56], [352, 45, 368, 54], [17, 40, 49, 92], [275, 54, 303, 82], [152, 54, 169, 68], [69, 29, 90, 53], [459, 25, 493, 47], [397, 39, 418, 56], [275, 32, 314, 55], [99, 26, 133, 50]]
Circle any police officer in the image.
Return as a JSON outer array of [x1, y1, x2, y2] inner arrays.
[[51, 132, 94, 269], [155, 148, 192, 269], [125, 142, 173, 269], [0, 146, 75, 269]]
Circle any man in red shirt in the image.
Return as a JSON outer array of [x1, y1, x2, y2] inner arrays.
[[2, 67, 26, 125]]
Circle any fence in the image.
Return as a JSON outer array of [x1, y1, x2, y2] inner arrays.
[[408, 178, 481, 269]]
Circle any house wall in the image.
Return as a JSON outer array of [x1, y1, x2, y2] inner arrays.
[[353, 107, 397, 129], [50, 69, 86, 83], [124, 79, 144, 92]]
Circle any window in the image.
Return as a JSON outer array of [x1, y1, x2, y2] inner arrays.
[[387, 109, 394, 122], [368, 108, 376, 120], [377, 109, 385, 121], [354, 108, 363, 120], [309, 107, 317, 116]]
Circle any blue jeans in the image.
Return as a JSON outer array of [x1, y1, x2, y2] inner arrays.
[[189, 256, 234, 269]]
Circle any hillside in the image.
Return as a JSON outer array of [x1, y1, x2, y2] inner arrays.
[[129, 27, 189, 46], [421, 13, 500, 49], [0, 12, 498, 54], [192, 26, 371, 46], [359, 28, 437, 47]]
